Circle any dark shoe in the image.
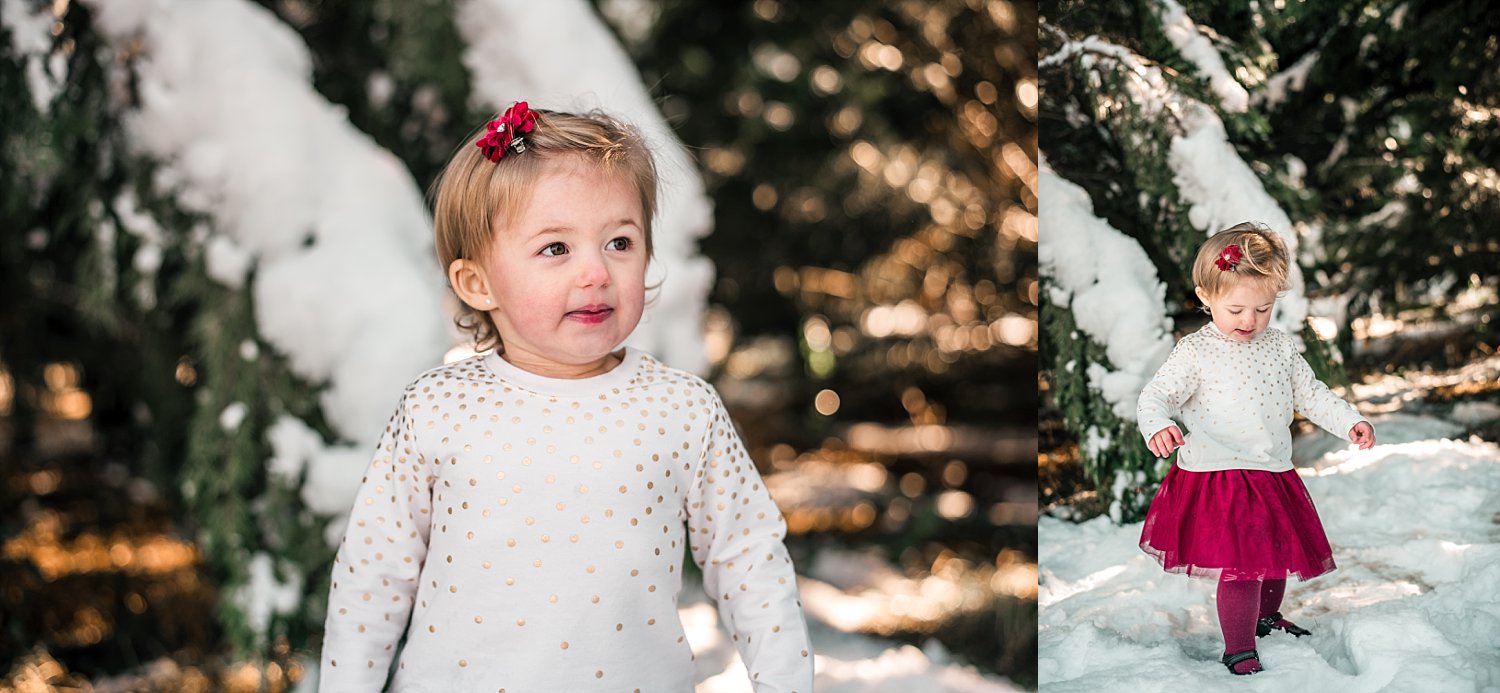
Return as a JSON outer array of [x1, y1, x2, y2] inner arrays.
[[1221, 650, 1262, 675], [1256, 611, 1312, 637]]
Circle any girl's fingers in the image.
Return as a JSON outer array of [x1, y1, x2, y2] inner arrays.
[[1171, 428, 1185, 446]]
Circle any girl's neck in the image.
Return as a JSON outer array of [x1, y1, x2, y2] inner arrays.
[[498, 349, 623, 380]]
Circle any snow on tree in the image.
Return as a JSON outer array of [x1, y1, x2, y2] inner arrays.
[[3, 0, 711, 654], [1039, 2, 1357, 522], [1039, 155, 1175, 523]]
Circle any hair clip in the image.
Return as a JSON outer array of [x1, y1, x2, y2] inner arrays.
[[476, 101, 538, 163], [1215, 244, 1243, 271]]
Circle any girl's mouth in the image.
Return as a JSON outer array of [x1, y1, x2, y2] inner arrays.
[[566, 305, 614, 324]]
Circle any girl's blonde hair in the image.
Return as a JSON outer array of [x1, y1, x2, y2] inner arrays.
[[429, 108, 659, 352], [1191, 222, 1290, 299]]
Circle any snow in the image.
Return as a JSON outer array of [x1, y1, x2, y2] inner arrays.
[[292, 555, 1025, 692], [685, 574, 1023, 693], [1350, 353, 1500, 410], [1256, 51, 1318, 109], [86, 0, 451, 530], [84, 0, 715, 553], [234, 553, 303, 645], [1038, 154, 1175, 421], [1039, 417, 1500, 690], [456, 0, 716, 374], [1, 0, 66, 112], [1452, 401, 1500, 428], [218, 402, 248, 432], [1169, 104, 1309, 331], [1048, 36, 1313, 336], [1156, 0, 1249, 113]]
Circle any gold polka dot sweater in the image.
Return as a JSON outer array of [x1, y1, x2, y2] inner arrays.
[[319, 349, 813, 692], [1136, 324, 1367, 473]]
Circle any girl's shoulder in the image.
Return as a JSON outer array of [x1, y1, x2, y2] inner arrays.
[[631, 352, 725, 407], [396, 354, 492, 401]]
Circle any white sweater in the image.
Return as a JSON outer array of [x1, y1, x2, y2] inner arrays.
[[1136, 324, 1366, 473], [319, 348, 813, 692]]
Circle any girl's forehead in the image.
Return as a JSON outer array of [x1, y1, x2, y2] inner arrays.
[[1216, 282, 1279, 304]]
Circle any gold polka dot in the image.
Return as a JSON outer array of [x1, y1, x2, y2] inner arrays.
[[560, 641, 569, 650]]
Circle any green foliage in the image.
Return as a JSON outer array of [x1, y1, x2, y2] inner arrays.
[[1040, 282, 1163, 523], [1040, 0, 1357, 523], [1251, 1, 1500, 324], [247, 0, 482, 190], [2, 1, 339, 658], [618, 0, 1038, 429]]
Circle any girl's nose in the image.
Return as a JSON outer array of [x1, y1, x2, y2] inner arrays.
[[576, 253, 610, 287]]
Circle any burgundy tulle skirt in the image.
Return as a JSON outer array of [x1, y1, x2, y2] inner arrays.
[[1139, 464, 1336, 581]]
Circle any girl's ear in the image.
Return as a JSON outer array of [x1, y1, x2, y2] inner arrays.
[[448, 259, 496, 311], [1194, 286, 1212, 314]]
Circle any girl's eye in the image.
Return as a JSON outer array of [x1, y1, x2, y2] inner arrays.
[[1256, 308, 1271, 314], [1227, 310, 1242, 315], [539, 242, 568, 257], [606, 237, 633, 251]]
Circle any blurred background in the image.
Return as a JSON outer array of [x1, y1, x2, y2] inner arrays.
[[1, 0, 1038, 691]]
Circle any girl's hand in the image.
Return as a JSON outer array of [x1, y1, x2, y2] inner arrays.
[[1349, 421, 1376, 450], [1147, 425, 1185, 458]]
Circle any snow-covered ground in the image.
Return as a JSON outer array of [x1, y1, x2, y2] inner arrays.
[[292, 563, 1025, 693], [1039, 414, 1500, 691], [686, 575, 1023, 693]]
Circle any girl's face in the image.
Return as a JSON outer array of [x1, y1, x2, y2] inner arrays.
[[479, 157, 648, 375], [1196, 282, 1277, 342]]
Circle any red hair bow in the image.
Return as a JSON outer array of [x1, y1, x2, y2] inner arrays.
[[1215, 244, 1243, 271], [476, 102, 538, 162]]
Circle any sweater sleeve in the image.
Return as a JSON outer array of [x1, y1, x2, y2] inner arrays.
[[1286, 335, 1365, 439], [686, 393, 814, 693], [1137, 337, 1199, 443], [319, 390, 433, 692]]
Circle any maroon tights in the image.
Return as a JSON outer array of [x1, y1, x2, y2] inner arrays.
[[1216, 578, 1285, 673]]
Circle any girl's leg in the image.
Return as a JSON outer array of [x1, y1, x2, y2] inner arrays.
[[1259, 578, 1286, 617], [1256, 577, 1311, 636], [1217, 577, 1263, 674]]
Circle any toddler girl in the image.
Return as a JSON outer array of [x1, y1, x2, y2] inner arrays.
[[1136, 223, 1375, 676], [319, 102, 814, 692]]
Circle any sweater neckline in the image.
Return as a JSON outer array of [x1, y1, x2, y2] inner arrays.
[[1204, 322, 1270, 345], [483, 347, 644, 397]]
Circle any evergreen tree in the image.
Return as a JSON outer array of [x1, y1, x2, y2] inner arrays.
[[620, 0, 1038, 433], [1040, 0, 1368, 522]]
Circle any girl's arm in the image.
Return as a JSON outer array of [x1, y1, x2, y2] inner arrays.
[[686, 393, 815, 693], [319, 391, 433, 692], [1136, 338, 1199, 445], [1285, 334, 1367, 439]]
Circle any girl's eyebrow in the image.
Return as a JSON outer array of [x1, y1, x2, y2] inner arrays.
[[523, 225, 570, 241]]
